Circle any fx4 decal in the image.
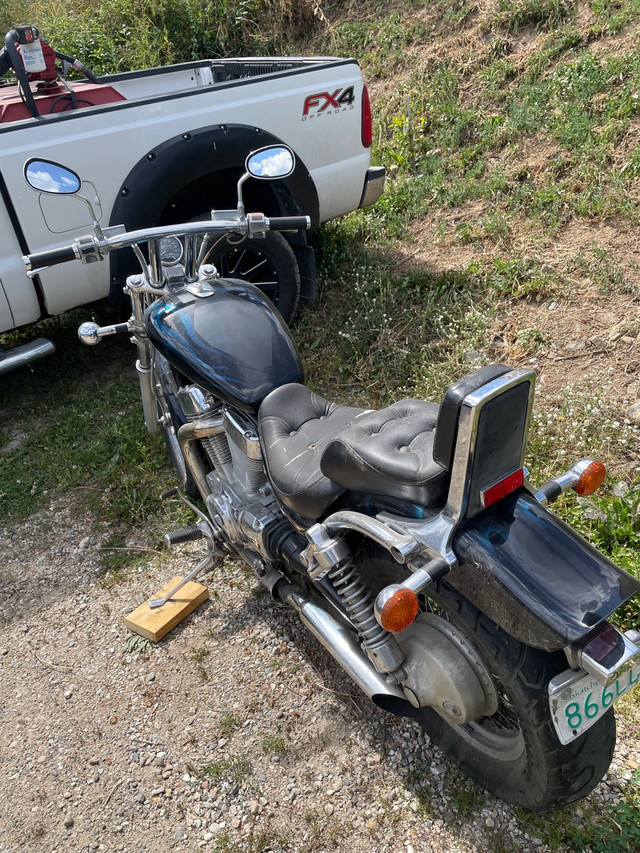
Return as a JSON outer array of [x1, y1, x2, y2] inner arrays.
[[302, 86, 355, 119]]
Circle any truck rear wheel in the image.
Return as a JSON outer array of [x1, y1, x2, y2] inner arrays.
[[205, 232, 300, 323]]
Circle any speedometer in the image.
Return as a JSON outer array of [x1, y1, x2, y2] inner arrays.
[[159, 236, 184, 266]]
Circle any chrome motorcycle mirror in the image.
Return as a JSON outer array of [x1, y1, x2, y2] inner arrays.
[[246, 145, 295, 179], [24, 159, 81, 194], [235, 145, 296, 217], [24, 157, 105, 245]]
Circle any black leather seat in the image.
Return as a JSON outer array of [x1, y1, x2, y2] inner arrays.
[[258, 365, 513, 520], [258, 383, 369, 519], [320, 398, 446, 506], [259, 384, 446, 518]]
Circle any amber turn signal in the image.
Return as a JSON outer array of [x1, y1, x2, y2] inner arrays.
[[379, 588, 419, 633], [575, 460, 606, 496]]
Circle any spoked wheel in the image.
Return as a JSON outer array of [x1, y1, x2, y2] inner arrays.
[[358, 551, 616, 811], [417, 581, 616, 810], [204, 231, 300, 323]]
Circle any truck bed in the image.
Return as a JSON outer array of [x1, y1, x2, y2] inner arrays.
[[0, 57, 339, 125]]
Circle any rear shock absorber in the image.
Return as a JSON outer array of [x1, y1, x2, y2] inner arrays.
[[319, 554, 404, 674]]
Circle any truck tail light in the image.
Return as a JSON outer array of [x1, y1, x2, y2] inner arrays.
[[361, 84, 372, 148]]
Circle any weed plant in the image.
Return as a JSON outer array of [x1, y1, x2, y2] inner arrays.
[[200, 755, 252, 786], [0, 0, 324, 72]]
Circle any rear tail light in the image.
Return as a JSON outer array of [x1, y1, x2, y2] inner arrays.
[[480, 468, 524, 508], [361, 84, 372, 148]]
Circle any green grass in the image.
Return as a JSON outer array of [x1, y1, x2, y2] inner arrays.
[[488, 0, 578, 33], [0, 308, 171, 525], [208, 830, 289, 853], [328, 11, 432, 77], [214, 712, 242, 737], [261, 731, 288, 755], [590, 0, 640, 35], [365, 11, 640, 235], [190, 646, 210, 663], [200, 756, 252, 786], [512, 771, 640, 852]]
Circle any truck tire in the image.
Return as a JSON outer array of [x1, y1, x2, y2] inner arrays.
[[205, 232, 300, 323]]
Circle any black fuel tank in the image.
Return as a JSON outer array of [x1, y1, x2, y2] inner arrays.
[[144, 279, 303, 412]]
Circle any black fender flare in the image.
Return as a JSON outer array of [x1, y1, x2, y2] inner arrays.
[[450, 490, 640, 650], [108, 123, 319, 299]]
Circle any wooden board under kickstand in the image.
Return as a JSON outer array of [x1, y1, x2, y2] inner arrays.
[[125, 577, 209, 642]]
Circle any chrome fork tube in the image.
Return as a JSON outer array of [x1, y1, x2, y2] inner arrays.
[[184, 235, 198, 282], [128, 284, 157, 434]]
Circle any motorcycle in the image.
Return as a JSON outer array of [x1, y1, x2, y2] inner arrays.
[[23, 147, 640, 811]]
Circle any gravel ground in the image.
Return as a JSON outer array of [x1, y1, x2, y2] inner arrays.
[[1, 492, 638, 853]]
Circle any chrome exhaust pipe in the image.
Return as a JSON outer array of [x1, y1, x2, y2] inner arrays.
[[271, 576, 416, 717]]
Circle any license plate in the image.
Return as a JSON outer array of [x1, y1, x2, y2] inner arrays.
[[549, 662, 640, 745]]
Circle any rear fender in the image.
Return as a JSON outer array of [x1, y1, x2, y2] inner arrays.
[[449, 490, 640, 650]]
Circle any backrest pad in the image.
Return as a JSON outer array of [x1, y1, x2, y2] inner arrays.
[[432, 363, 512, 471]]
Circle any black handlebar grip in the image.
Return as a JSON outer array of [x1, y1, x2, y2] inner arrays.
[[26, 245, 77, 270], [268, 216, 310, 231]]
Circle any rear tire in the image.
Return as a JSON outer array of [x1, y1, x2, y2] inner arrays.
[[417, 581, 616, 810], [358, 550, 616, 810]]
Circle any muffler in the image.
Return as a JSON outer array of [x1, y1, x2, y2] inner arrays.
[[266, 572, 416, 718]]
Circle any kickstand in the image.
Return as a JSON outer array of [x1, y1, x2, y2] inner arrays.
[[148, 552, 218, 608]]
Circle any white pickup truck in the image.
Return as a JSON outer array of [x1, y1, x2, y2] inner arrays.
[[0, 25, 384, 372]]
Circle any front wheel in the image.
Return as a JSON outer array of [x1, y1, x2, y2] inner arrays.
[[417, 581, 616, 810]]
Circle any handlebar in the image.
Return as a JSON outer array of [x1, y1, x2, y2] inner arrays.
[[26, 244, 78, 270], [23, 213, 311, 276]]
